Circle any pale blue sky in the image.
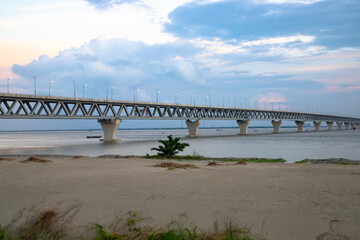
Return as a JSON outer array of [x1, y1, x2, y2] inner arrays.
[[1, 0, 359, 130]]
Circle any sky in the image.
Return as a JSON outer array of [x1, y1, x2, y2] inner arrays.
[[0, 0, 360, 130]]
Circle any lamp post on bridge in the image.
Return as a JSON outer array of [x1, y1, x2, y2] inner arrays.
[[229, 98, 232, 107], [7, 76, 12, 94], [175, 92, 179, 104], [32, 76, 36, 95], [156, 90, 160, 103], [72, 80, 76, 98], [205, 95, 209, 106], [111, 87, 116, 100], [83, 84, 87, 98], [191, 93, 195, 105], [48, 81, 54, 96]]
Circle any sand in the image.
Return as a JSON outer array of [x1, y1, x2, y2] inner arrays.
[[0, 156, 360, 239]]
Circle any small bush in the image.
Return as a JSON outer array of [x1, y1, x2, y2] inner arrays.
[[151, 135, 190, 159]]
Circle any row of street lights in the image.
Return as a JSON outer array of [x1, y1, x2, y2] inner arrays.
[[1, 78, 288, 109], [3, 77, 345, 115]]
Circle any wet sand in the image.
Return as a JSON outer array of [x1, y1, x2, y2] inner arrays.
[[0, 156, 360, 239]]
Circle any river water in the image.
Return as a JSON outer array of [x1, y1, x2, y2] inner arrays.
[[0, 127, 359, 163]]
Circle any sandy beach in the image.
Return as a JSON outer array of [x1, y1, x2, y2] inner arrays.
[[1, 156, 360, 239]]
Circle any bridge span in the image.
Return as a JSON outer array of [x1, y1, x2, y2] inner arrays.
[[1, 93, 360, 142]]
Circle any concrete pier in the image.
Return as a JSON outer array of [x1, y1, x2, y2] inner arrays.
[[326, 121, 334, 131], [271, 120, 282, 133], [186, 119, 201, 137], [98, 119, 121, 142], [336, 122, 343, 130], [295, 120, 305, 132], [356, 123, 360, 129], [344, 122, 350, 130], [351, 123, 356, 129], [237, 120, 250, 135], [313, 121, 321, 132]]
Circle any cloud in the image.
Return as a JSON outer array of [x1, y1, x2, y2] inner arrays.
[[11, 38, 207, 99], [257, 92, 286, 103], [10, 36, 358, 112], [84, 0, 140, 9], [165, 0, 360, 49]]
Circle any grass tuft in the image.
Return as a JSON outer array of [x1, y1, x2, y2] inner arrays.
[[145, 154, 286, 163], [21, 156, 52, 163], [72, 155, 87, 159], [154, 162, 198, 170], [0, 157, 13, 161], [295, 160, 308, 164], [208, 161, 222, 166], [235, 161, 247, 165]]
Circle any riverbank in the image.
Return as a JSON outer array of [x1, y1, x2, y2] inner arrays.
[[1, 156, 360, 239]]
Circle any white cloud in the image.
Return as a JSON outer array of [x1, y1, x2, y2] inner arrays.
[[242, 35, 314, 47], [257, 92, 286, 103], [255, 0, 323, 4]]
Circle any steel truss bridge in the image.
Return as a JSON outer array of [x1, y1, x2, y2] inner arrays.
[[0, 93, 359, 123]]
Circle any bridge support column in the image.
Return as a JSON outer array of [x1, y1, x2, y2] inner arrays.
[[313, 121, 321, 132], [237, 120, 250, 135], [356, 123, 360, 129], [344, 122, 350, 130], [271, 120, 282, 134], [98, 119, 121, 142], [295, 120, 305, 132], [186, 119, 201, 137], [336, 122, 343, 130], [326, 121, 334, 131], [351, 123, 356, 129]]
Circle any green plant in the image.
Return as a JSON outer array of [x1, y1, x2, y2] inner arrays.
[[151, 135, 190, 159], [93, 224, 118, 240], [0, 225, 17, 240], [224, 221, 253, 240]]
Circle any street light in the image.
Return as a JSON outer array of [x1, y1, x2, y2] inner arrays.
[[132, 87, 139, 101], [205, 96, 209, 106], [105, 84, 108, 100], [156, 90, 160, 103], [7, 76, 12, 94], [48, 80, 54, 96], [83, 84, 88, 98], [72, 80, 76, 98], [229, 98, 232, 107], [32, 76, 36, 95], [175, 92, 179, 104], [191, 93, 195, 105], [111, 87, 116, 100]]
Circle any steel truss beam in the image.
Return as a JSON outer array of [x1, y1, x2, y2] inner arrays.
[[0, 94, 359, 123]]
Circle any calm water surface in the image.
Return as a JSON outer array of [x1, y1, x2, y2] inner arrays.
[[1, 127, 359, 163]]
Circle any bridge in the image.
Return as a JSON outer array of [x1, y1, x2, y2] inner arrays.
[[1, 93, 360, 142]]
